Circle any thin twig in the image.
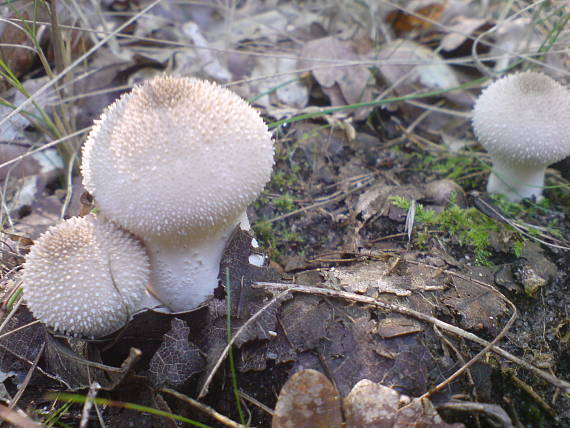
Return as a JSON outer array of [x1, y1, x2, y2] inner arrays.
[[0, 320, 41, 340], [420, 307, 516, 399], [239, 390, 274, 417], [9, 342, 45, 409], [161, 388, 246, 428], [79, 382, 101, 428]]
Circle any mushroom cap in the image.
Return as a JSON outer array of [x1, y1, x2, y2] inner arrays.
[[81, 75, 274, 239], [22, 215, 150, 337], [472, 71, 570, 167]]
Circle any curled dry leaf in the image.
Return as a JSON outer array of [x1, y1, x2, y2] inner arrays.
[[345, 379, 466, 427], [299, 36, 373, 119], [271, 369, 343, 428], [375, 39, 471, 107], [344, 379, 400, 428]]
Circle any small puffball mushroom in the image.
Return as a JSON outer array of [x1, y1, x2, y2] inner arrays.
[[82, 75, 274, 312], [22, 215, 151, 337], [472, 71, 570, 202]]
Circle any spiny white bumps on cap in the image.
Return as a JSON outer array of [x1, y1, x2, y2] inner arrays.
[[22, 215, 150, 337], [81, 75, 274, 312], [472, 71, 570, 202], [82, 75, 274, 238]]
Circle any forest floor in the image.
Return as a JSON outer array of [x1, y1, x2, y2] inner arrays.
[[0, 1, 568, 427]]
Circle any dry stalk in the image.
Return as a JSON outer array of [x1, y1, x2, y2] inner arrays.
[[162, 388, 246, 428]]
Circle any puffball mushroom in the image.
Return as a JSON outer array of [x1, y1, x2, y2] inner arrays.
[[472, 71, 570, 202], [81, 75, 274, 312], [22, 215, 151, 338]]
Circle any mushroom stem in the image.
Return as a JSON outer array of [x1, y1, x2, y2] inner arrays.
[[137, 290, 168, 313], [487, 158, 547, 202], [145, 214, 247, 312]]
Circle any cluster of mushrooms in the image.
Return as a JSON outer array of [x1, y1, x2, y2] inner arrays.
[[21, 71, 570, 338], [23, 76, 275, 337]]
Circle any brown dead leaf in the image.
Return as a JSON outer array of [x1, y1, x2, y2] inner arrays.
[[396, 398, 465, 427], [271, 369, 343, 428], [344, 379, 400, 428], [386, 3, 446, 35], [354, 184, 426, 224], [376, 316, 423, 338], [299, 36, 373, 118], [280, 295, 330, 350], [345, 379, 466, 427], [443, 273, 508, 335]]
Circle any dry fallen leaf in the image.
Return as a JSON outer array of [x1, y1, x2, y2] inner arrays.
[[299, 36, 373, 118], [271, 369, 343, 428], [386, 3, 446, 35], [344, 379, 400, 428]]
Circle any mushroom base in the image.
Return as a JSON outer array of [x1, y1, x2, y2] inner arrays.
[[487, 159, 547, 203], [144, 215, 247, 313]]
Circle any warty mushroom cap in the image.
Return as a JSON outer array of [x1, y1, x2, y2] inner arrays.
[[81, 75, 274, 239], [472, 71, 570, 167], [22, 215, 150, 337]]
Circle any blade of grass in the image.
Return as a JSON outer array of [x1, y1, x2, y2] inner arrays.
[[41, 398, 74, 428], [248, 77, 299, 103], [267, 77, 484, 129], [45, 393, 213, 428]]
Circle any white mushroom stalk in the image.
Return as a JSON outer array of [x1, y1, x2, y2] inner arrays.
[[81, 76, 274, 312], [22, 215, 153, 338], [472, 72, 570, 202]]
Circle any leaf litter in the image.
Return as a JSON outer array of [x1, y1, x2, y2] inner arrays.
[[0, 0, 569, 427]]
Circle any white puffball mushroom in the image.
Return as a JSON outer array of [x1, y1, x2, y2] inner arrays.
[[81, 75, 274, 312], [22, 215, 151, 338], [472, 71, 570, 202]]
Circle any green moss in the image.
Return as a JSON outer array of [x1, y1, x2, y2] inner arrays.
[[512, 240, 524, 258], [389, 196, 513, 265], [274, 193, 296, 212], [407, 151, 485, 189]]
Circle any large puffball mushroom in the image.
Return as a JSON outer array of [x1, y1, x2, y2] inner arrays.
[[22, 215, 151, 338], [472, 71, 570, 202], [81, 75, 274, 312]]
